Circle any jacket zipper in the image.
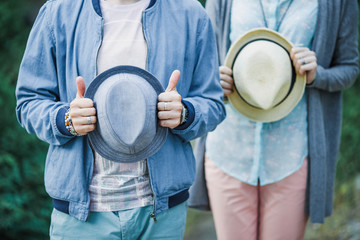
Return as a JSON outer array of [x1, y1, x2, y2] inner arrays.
[[147, 158, 157, 223], [142, 12, 149, 71], [95, 19, 104, 76], [150, 201, 157, 223], [86, 18, 104, 195], [142, 11, 157, 223]]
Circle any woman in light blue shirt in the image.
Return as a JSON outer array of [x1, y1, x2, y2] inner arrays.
[[208, 1, 317, 187], [190, 0, 359, 239]]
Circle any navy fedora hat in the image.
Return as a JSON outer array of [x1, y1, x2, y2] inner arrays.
[[85, 65, 168, 163]]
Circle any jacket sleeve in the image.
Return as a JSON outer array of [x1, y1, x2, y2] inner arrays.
[[15, 3, 74, 146], [170, 13, 226, 142], [310, 0, 359, 92], [205, 0, 221, 63], [206, 0, 231, 66]]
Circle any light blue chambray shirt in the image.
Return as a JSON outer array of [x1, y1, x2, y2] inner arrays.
[[206, 0, 318, 186]]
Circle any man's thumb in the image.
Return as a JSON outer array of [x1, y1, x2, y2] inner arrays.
[[76, 76, 86, 98], [166, 70, 180, 92]]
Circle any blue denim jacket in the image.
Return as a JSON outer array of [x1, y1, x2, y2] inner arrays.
[[16, 0, 225, 221]]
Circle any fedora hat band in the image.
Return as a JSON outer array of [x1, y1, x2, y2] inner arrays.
[[232, 38, 296, 110]]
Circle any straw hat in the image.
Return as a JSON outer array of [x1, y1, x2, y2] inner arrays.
[[225, 28, 306, 122], [85, 65, 167, 162]]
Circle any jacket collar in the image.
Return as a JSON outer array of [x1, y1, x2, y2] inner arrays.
[[92, 0, 157, 17]]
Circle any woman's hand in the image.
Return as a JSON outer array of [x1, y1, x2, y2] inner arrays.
[[290, 47, 317, 85], [219, 65, 234, 97], [69, 77, 97, 135]]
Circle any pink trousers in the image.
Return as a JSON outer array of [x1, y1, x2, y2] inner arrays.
[[205, 156, 308, 240]]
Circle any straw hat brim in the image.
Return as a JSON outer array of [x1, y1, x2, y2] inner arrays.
[[225, 28, 306, 123]]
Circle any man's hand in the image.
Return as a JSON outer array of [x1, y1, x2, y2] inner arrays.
[[157, 70, 183, 129], [69, 77, 97, 135]]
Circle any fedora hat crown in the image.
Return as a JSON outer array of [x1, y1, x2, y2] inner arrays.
[[95, 76, 157, 154], [85, 66, 168, 162]]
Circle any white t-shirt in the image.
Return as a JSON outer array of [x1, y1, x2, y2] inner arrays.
[[89, 0, 153, 212], [97, 0, 149, 73]]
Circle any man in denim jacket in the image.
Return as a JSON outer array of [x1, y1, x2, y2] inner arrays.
[[15, 0, 225, 238]]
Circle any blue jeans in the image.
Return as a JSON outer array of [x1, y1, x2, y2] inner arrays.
[[49, 201, 188, 240]]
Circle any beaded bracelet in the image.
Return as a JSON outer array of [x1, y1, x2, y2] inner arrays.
[[65, 108, 80, 136]]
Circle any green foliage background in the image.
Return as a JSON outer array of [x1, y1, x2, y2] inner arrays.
[[0, 1, 51, 239], [0, 0, 358, 239]]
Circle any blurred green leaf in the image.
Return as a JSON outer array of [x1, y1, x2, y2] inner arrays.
[[0, 0, 359, 239]]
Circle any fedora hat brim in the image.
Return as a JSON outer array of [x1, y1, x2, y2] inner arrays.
[[85, 65, 168, 162]]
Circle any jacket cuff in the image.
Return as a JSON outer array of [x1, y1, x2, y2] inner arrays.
[[306, 66, 323, 89], [53, 198, 69, 214], [174, 100, 195, 130], [56, 107, 72, 136], [168, 189, 189, 208]]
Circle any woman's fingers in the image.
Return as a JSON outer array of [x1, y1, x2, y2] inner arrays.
[[219, 65, 233, 75], [291, 47, 318, 84], [219, 66, 234, 96]]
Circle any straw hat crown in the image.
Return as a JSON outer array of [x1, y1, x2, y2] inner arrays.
[[225, 28, 306, 122]]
